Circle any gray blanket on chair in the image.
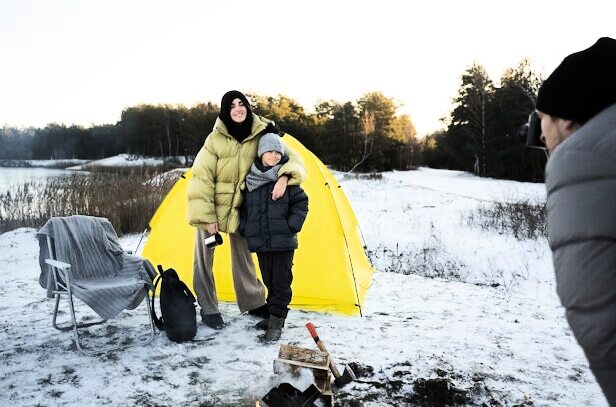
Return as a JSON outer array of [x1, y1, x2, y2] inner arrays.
[[37, 215, 153, 320]]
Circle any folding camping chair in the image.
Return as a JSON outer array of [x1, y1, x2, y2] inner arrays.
[[38, 215, 155, 356]]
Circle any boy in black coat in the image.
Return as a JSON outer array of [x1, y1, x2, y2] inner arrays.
[[239, 132, 309, 341]]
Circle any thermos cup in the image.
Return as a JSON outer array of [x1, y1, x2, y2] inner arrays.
[[204, 233, 223, 248]]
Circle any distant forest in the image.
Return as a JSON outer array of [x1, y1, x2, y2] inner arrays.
[[1, 60, 547, 182]]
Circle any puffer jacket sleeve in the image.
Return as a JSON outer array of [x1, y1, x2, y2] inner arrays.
[[287, 186, 309, 233], [278, 141, 306, 186], [187, 135, 219, 226]]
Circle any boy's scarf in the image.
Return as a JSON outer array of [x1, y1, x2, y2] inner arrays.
[[245, 161, 282, 192]]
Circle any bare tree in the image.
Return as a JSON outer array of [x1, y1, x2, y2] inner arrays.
[[348, 111, 375, 173]]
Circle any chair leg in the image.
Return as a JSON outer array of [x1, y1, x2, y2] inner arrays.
[[51, 291, 106, 332], [57, 289, 156, 356]]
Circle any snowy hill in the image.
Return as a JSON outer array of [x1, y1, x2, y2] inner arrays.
[[0, 168, 606, 406], [66, 154, 187, 171]]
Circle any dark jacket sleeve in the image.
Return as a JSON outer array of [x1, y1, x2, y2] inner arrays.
[[287, 186, 309, 233]]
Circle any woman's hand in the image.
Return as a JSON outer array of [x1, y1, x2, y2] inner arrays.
[[204, 223, 219, 234], [272, 175, 289, 201]]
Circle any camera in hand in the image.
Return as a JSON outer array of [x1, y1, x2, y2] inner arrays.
[[518, 111, 545, 150]]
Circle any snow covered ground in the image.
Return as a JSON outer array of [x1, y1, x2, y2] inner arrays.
[[0, 167, 607, 406]]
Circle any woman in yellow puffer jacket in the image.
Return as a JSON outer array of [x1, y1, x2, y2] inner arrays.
[[187, 90, 306, 329]]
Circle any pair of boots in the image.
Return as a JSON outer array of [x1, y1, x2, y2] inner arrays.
[[256, 315, 285, 342]]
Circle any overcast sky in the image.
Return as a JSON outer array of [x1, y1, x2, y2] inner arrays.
[[1, 0, 615, 136]]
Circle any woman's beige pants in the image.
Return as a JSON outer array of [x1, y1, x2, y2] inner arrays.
[[193, 229, 266, 315]]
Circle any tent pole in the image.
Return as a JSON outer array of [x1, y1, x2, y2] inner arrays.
[[133, 226, 150, 254]]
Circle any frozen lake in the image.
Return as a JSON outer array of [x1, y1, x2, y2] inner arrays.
[[0, 167, 87, 193]]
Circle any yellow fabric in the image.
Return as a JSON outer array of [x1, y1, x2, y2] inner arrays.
[[186, 114, 306, 233], [143, 135, 373, 315]]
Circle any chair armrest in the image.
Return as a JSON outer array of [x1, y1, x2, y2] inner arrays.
[[45, 258, 72, 291], [45, 259, 71, 270]]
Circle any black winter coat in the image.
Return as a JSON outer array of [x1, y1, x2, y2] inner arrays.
[[239, 182, 308, 252]]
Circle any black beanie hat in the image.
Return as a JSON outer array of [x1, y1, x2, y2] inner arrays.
[[536, 37, 616, 124], [219, 90, 253, 142]]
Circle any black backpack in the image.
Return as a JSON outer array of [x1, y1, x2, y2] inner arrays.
[[150, 265, 197, 343]]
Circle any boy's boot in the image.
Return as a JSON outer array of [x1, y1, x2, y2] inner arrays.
[[255, 318, 269, 330], [255, 317, 286, 331], [263, 315, 285, 342]]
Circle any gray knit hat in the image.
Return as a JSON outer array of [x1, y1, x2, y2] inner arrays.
[[258, 133, 285, 157]]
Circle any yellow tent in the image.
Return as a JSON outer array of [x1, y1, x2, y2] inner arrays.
[[142, 135, 373, 315]]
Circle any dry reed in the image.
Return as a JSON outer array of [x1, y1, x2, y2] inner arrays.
[[0, 169, 180, 235]]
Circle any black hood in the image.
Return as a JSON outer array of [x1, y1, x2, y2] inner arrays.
[[219, 90, 254, 142]]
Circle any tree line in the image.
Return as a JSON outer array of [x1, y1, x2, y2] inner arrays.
[[424, 60, 546, 182], [0, 60, 546, 181]]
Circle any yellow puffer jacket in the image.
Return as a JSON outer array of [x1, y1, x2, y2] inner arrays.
[[187, 114, 306, 234]]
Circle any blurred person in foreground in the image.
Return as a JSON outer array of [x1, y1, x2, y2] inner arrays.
[[536, 37, 616, 405]]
